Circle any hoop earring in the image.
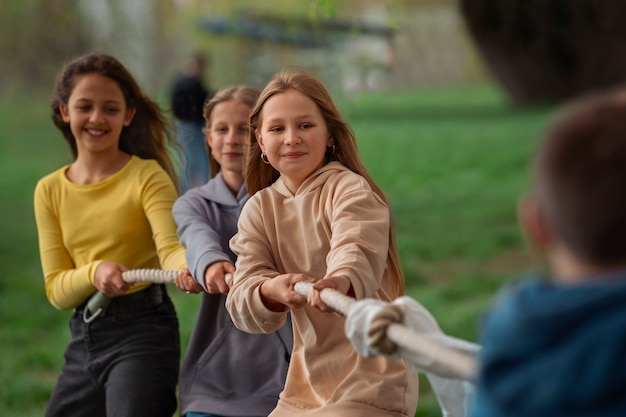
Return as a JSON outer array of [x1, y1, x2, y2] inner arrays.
[[260, 152, 270, 164], [327, 144, 336, 156]]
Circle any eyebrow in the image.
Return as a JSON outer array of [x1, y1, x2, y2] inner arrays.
[[74, 98, 124, 105], [264, 114, 316, 123]]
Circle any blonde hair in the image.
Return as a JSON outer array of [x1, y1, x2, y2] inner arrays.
[[51, 53, 180, 191], [203, 85, 261, 178], [246, 67, 404, 297]]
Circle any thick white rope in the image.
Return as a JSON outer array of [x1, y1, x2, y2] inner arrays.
[[293, 281, 477, 381], [122, 268, 177, 284], [119, 270, 476, 380], [83, 269, 178, 323]]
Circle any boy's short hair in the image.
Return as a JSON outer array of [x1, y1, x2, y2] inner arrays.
[[534, 89, 626, 264]]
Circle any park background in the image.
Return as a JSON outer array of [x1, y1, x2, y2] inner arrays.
[[2, 0, 622, 416]]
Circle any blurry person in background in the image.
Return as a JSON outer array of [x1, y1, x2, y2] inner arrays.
[[170, 52, 213, 192]]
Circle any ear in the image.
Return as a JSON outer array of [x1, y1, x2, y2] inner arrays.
[[256, 130, 264, 153], [206, 130, 213, 150], [59, 103, 70, 123], [123, 108, 136, 127], [518, 194, 553, 251]]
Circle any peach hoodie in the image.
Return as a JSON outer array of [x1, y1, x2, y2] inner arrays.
[[226, 161, 418, 417]]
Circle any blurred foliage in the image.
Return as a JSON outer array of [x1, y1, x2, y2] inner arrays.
[[460, 0, 626, 106], [0, 0, 88, 95], [1, 0, 480, 100], [0, 0, 178, 96]]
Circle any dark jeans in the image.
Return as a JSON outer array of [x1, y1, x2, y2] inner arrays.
[[45, 285, 180, 417]]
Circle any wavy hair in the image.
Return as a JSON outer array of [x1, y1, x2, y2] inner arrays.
[[50, 52, 180, 190]]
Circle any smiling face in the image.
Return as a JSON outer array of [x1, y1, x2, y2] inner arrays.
[[257, 89, 332, 192], [59, 73, 135, 157], [206, 99, 250, 177]]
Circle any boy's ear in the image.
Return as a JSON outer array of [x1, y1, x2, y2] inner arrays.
[[518, 194, 553, 250]]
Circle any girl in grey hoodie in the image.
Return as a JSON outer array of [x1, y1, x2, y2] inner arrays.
[[173, 86, 292, 417]]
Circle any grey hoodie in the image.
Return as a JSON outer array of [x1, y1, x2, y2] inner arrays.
[[173, 173, 292, 416]]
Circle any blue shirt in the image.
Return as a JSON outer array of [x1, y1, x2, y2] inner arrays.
[[470, 274, 626, 417]]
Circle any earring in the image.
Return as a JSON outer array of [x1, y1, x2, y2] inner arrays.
[[327, 144, 336, 156], [260, 152, 270, 164]]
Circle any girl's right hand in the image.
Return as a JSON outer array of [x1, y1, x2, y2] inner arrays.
[[204, 261, 235, 294], [94, 261, 130, 297], [259, 273, 314, 312]]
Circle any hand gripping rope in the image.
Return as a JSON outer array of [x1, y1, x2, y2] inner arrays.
[[84, 269, 478, 382], [292, 282, 478, 381], [82, 269, 177, 323]]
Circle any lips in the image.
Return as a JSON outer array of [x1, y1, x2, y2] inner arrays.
[[283, 152, 305, 158], [222, 152, 243, 158], [86, 128, 107, 136]]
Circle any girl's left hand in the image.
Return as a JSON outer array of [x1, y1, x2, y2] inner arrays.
[[310, 276, 352, 313]]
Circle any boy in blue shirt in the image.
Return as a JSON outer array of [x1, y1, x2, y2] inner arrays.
[[470, 90, 626, 417]]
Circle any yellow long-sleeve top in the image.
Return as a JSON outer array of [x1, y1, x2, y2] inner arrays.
[[34, 156, 186, 310]]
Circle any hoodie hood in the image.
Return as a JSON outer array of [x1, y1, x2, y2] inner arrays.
[[271, 161, 350, 198], [187, 172, 248, 206]]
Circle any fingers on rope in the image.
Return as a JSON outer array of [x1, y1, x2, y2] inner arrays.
[[84, 269, 177, 323]]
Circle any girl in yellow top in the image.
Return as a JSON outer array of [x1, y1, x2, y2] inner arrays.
[[225, 67, 418, 417], [34, 53, 186, 417]]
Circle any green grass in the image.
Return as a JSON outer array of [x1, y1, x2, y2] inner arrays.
[[0, 85, 552, 416], [346, 85, 552, 414]]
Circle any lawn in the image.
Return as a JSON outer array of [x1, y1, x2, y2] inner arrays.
[[0, 84, 552, 416]]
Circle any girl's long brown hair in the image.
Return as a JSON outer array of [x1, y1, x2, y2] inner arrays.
[[51, 53, 180, 190], [246, 67, 404, 297]]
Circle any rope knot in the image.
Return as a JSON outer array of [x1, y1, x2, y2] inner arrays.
[[368, 304, 404, 355]]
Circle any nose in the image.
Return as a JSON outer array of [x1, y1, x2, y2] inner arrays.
[[89, 108, 105, 123], [225, 129, 241, 146], [284, 127, 300, 145]]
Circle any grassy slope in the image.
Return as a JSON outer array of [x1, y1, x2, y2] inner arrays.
[[0, 85, 552, 416]]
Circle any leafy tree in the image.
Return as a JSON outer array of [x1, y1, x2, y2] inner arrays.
[[460, 0, 626, 106]]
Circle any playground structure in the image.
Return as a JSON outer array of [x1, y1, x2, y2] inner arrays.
[[198, 6, 482, 94], [199, 10, 395, 93]]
